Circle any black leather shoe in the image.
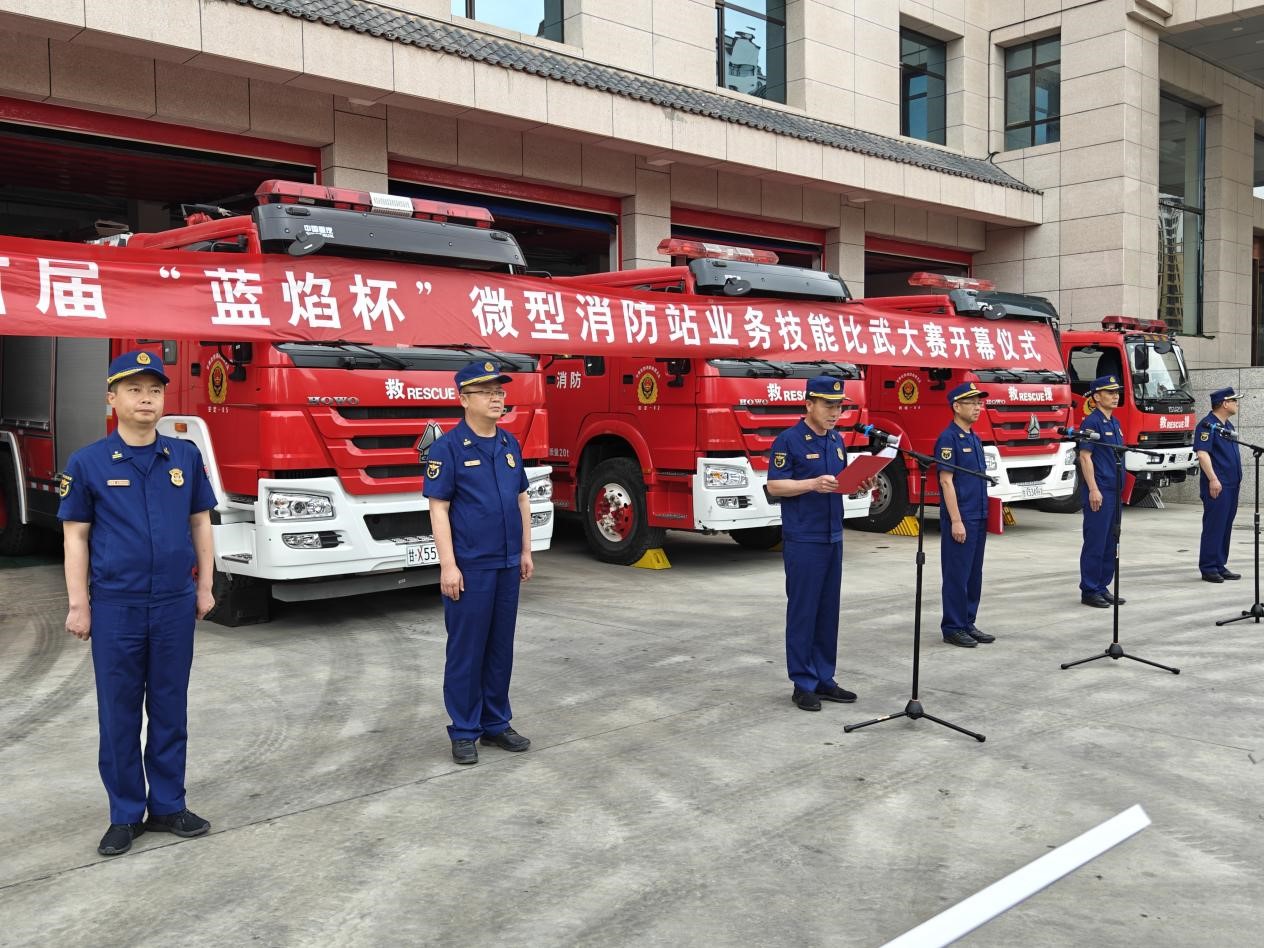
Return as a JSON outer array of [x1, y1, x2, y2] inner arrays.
[[943, 630, 978, 647], [1101, 591, 1127, 605], [451, 739, 478, 764], [967, 626, 996, 643], [815, 684, 857, 703], [1220, 570, 1241, 581], [98, 822, 144, 856], [1201, 573, 1225, 584], [1081, 593, 1111, 607], [792, 687, 822, 711], [480, 727, 530, 752], [145, 808, 209, 838]]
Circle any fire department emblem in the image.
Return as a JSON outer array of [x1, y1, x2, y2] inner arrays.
[[170, 468, 185, 487], [940, 447, 952, 460], [426, 460, 443, 479], [636, 369, 659, 406], [58, 474, 72, 498], [897, 375, 920, 406], [136, 352, 152, 365], [506, 453, 517, 468], [207, 356, 229, 405], [773, 452, 787, 469]]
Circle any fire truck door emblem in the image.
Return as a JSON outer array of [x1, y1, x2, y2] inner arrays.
[[636, 369, 659, 406], [169, 468, 184, 487], [415, 421, 444, 461], [1027, 414, 1040, 439], [897, 376, 920, 406], [207, 356, 229, 405]]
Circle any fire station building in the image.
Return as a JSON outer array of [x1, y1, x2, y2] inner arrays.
[[1, 0, 1262, 369]]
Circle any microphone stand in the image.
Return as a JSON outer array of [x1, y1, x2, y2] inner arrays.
[[1214, 431, 1263, 625], [845, 436, 992, 743], [1061, 433, 1179, 674]]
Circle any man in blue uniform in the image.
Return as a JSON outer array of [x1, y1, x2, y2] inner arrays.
[[936, 382, 995, 648], [423, 361, 534, 763], [1078, 376, 1126, 608], [1196, 387, 1243, 583], [59, 350, 218, 856], [767, 375, 876, 711]]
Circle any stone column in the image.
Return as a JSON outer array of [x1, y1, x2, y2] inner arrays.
[[321, 104, 388, 191], [621, 161, 672, 270]]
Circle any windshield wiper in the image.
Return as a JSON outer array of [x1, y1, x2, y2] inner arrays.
[[332, 342, 407, 370], [735, 357, 790, 378]]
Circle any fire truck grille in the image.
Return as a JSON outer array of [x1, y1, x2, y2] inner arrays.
[[337, 406, 468, 420], [365, 464, 424, 479], [1141, 432, 1193, 448], [1008, 466, 1052, 484], [364, 511, 433, 541], [988, 404, 1070, 413], [738, 405, 813, 416], [353, 436, 418, 449]]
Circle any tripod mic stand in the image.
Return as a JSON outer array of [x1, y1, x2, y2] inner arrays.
[[845, 439, 991, 742], [1214, 432, 1262, 625], [1061, 434, 1179, 674]]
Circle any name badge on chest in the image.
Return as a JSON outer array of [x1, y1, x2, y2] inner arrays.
[[464, 459, 482, 467], [107, 479, 130, 487], [805, 453, 820, 459]]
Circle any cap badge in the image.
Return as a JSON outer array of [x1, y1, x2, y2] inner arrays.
[[484, 361, 494, 372], [136, 352, 151, 365]]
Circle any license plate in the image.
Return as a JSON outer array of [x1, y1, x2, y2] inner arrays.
[[1019, 484, 1044, 499], [405, 542, 439, 567]]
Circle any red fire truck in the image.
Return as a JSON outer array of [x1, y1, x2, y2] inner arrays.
[[1046, 314, 1197, 510], [854, 274, 1078, 532], [547, 239, 870, 564], [0, 182, 553, 624]]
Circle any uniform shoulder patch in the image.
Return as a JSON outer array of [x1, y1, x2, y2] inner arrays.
[[940, 446, 953, 460], [58, 474, 73, 498], [426, 459, 443, 479], [773, 452, 787, 469], [1200, 431, 1209, 442]]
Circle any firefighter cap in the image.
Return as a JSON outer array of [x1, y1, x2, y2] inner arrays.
[[947, 381, 985, 404], [1087, 375, 1122, 395], [455, 360, 512, 390], [1210, 387, 1240, 407], [107, 349, 170, 386], [806, 375, 848, 401]]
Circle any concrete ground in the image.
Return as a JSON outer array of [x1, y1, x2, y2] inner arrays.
[[0, 502, 1260, 947]]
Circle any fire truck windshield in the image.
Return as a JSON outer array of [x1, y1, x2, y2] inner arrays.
[[707, 358, 861, 380], [975, 367, 1069, 385], [1127, 339, 1192, 404], [275, 342, 537, 373]]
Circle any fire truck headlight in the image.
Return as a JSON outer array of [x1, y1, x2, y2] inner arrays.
[[526, 473, 553, 503], [703, 464, 748, 489], [1063, 447, 1078, 467], [984, 453, 998, 472], [267, 490, 335, 521]]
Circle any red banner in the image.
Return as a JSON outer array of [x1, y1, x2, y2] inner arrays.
[[0, 235, 1062, 368]]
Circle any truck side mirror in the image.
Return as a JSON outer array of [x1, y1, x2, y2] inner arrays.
[[665, 358, 689, 387], [1133, 345, 1149, 371]]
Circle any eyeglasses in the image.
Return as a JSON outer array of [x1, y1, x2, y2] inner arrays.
[[463, 389, 506, 399]]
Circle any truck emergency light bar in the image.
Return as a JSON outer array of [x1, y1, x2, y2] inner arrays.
[[657, 237, 779, 264], [254, 180, 495, 228], [1102, 314, 1170, 334], [908, 271, 996, 292]]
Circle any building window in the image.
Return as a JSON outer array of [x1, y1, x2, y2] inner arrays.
[[1003, 37, 1060, 150], [1158, 94, 1205, 335], [717, 1, 787, 104], [1254, 134, 1264, 199], [451, 1, 564, 42], [901, 29, 946, 145]]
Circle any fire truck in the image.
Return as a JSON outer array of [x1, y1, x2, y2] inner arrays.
[[546, 239, 870, 564], [0, 181, 553, 624], [853, 273, 1078, 532], [1043, 314, 1197, 511]]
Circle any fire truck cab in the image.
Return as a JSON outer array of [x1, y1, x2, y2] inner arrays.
[[0, 181, 554, 624], [1052, 314, 1197, 509]]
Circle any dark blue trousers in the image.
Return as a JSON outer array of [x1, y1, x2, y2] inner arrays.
[[90, 594, 197, 825], [443, 566, 520, 741], [782, 539, 842, 692], [941, 518, 987, 637], [1080, 491, 1118, 596], [1199, 484, 1240, 575]]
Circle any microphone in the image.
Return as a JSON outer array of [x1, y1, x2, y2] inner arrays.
[[1058, 425, 1101, 441], [1210, 423, 1238, 441], [849, 422, 896, 446]]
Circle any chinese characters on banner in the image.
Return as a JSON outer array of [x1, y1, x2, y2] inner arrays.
[[0, 235, 1062, 368]]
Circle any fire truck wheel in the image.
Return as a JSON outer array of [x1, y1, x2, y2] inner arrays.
[[0, 457, 37, 557], [204, 568, 272, 627], [582, 457, 665, 565], [850, 464, 909, 534], [730, 526, 783, 550]]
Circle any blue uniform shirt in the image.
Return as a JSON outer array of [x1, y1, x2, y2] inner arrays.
[[422, 419, 529, 570], [768, 419, 848, 543], [1078, 409, 1124, 492], [57, 431, 218, 605], [934, 422, 987, 520], [1195, 412, 1242, 488]]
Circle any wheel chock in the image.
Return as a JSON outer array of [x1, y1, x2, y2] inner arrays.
[[770, 542, 783, 552], [631, 548, 671, 569], [886, 516, 920, 537], [1003, 504, 1017, 526]]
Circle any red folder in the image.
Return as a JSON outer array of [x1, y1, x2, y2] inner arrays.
[[986, 496, 1004, 535], [834, 453, 896, 493], [1121, 472, 1135, 505]]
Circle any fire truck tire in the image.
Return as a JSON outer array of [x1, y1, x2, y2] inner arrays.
[[1034, 469, 1083, 514], [0, 457, 37, 556], [204, 568, 272, 627], [730, 526, 783, 550], [582, 457, 665, 565], [850, 464, 909, 534]]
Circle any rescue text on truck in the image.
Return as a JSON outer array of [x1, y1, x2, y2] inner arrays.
[[0, 180, 554, 625]]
